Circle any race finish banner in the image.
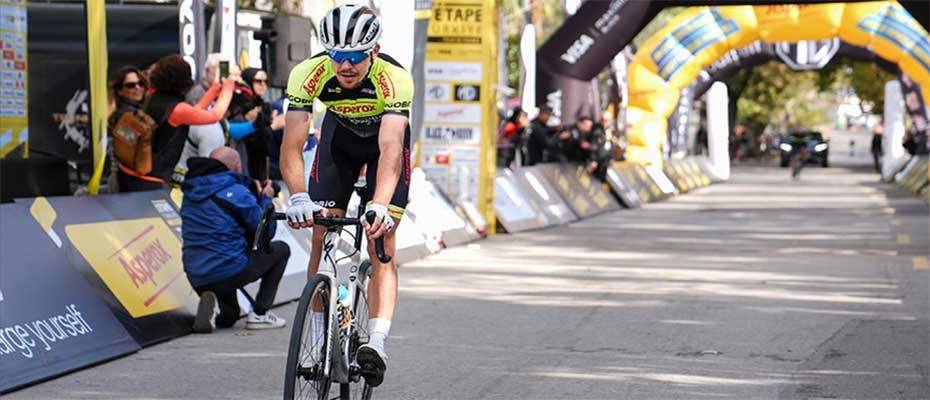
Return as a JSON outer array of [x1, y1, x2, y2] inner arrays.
[[421, 0, 498, 232], [0, 203, 139, 394], [0, 0, 28, 158]]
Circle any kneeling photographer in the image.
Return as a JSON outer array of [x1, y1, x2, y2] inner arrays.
[[180, 146, 290, 333]]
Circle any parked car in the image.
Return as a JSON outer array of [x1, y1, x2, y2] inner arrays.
[[779, 130, 829, 167]]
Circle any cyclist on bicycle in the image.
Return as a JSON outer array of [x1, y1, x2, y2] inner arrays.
[[281, 4, 411, 387]]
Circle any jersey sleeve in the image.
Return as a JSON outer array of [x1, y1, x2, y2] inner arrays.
[[286, 57, 328, 113], [379, 64, 413, 117]]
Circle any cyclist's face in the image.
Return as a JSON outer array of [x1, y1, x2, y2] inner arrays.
[[332, 47, 377, 89]]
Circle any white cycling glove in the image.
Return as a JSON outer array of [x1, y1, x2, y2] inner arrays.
[[364, 203, 395, 233], [286, 192, 323, 225]]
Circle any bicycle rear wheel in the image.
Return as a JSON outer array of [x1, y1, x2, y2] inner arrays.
[[284, 274, 334, 400]]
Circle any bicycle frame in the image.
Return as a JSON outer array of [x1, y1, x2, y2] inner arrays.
[[316, 221, 370, 384]]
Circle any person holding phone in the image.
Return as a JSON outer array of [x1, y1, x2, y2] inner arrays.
[[134, 54, 238, 187]]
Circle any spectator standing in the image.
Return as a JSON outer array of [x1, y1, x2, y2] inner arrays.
[[238, 67, 285, 179], [173, 54, 228, 184], [127, 54, 235, 189], [499, 107, 528, 168], [185, 53, 222, 105], [871, 119, 884, 173], [107, 66, 149, 192], [526, 106, 559, 165], [182, 146, 290, 333]]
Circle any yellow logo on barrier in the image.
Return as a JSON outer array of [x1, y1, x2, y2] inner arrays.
[[65, 218, 198, 318]]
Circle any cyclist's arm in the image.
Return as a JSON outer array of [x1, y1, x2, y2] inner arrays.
[[372, 114, 407, 207], [372, 65, 413, 207], [281, 110, 311, 195], [282, 59, 319, 196]]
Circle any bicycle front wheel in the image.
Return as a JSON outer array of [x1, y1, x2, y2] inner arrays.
[[284, 274, 334, 400]]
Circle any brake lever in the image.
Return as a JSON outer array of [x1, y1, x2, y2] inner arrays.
[[364, 211, 392, 263]]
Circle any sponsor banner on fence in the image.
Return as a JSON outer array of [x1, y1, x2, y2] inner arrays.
[[422, 0, 498, 231], [26, 191, 199, 347], [65, 218, 195, 318], [0, 204, 139, 393]]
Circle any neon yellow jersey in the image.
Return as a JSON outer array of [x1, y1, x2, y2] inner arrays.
[[286, 52, 413, 137]]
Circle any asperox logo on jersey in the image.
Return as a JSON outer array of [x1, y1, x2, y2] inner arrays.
[[331, 103, 378, 114], [302, 64, 328, 96], [65, 218, 198, 318], [377, 72, 395, 98]]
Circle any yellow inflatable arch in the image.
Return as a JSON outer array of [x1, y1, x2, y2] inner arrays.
[[626, 1, 930, 165]]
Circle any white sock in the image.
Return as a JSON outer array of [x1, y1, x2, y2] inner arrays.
[[367, 318, 391, 352]]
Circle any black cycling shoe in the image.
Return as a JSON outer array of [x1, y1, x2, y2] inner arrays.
[[356, 344, 387, 387]]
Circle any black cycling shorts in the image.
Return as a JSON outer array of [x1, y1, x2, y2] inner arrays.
[[308, 111, 411, 219]]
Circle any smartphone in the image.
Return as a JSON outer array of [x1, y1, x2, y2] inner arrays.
[[219, 61, 230, 79]]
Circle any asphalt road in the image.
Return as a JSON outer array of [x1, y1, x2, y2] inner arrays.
[[9, 163, 929, 400]]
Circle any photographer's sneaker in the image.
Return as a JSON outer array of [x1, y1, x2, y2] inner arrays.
[[246, 311, 287, 330], [356, 344, 387, 387], [192, 291, 217, 333]]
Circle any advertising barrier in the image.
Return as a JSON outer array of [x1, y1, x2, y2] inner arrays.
[[0, 204, 140, 394], [510, 167, 577, 225], [25, 192, 199, 347], [896, 156, 929, 193], [663, 159, 693, 193], [683, 157, 713, 187], [394, 211, 439, 265], [534, 163, 619, 218], [604, 166, 643, 208], [408, 168, 481, 247], [611, 162, 675, 203], [693, 155, 725, 183], [495, 168, 550, 232]]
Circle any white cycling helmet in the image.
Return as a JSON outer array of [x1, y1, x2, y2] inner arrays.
[[318, 4, 382, 52]]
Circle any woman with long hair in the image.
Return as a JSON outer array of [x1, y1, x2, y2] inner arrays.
[[107, 66, 149, 192], [117, 54, 236, 191]]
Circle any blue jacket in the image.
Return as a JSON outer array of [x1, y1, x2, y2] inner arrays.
[[180, 157, 275, 287]]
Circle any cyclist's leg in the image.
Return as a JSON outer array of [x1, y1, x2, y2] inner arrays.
[[362, 123, 410, 321], [308, 112, 362, 278], [355, 124, 410, 385]]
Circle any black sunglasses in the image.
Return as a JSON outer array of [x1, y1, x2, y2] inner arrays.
[[122, 81, 146, 89], [252, 79, 268, 84]]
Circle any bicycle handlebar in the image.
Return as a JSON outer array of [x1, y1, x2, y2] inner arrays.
[[270, 212, 361, 227], [254, 206, 392, 264]]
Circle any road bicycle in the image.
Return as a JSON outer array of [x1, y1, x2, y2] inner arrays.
[[253, 182, 392, 400]]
